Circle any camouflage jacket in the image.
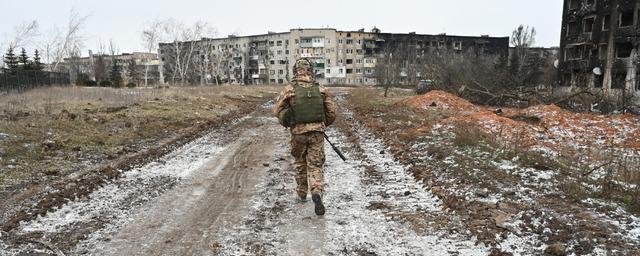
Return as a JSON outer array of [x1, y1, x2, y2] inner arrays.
[[273, 81, 337, 135]]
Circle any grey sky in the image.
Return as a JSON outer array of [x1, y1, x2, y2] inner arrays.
[[1, 0, 563, 56]]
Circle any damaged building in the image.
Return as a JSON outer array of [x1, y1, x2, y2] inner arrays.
[[158, 28, 508, 86], [558, 0, 640, 102]]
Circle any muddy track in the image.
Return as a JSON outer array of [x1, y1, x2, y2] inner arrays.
[[0, 101, 261, 234], [2, 89, 490, 255]]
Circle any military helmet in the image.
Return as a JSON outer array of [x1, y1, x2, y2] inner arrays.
[[293, 58, 314, 75]]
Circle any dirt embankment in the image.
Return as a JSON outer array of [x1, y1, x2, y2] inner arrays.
[[405, 90, 640, 152], [0, 85, 280, 232], [346, 88, 640, 255]]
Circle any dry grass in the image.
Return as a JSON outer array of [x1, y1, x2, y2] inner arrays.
[[0, 85, 280, 192]]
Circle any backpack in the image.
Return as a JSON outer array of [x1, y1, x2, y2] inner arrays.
[[292, 82, 325, 124]]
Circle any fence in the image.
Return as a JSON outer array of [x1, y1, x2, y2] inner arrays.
[[0, 70, 71, 93]]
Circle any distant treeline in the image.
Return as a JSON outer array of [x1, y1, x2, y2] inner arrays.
[[1, 46, 70, 92]]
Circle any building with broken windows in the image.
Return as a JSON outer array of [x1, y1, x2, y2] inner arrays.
[[158, 28, 508, 86], [558, 0, 640, 102]]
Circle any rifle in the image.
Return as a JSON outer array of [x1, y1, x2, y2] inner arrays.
[[324, 133, 347, 161]]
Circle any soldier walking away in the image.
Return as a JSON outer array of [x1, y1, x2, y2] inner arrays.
[[273, 58, 337, 216]]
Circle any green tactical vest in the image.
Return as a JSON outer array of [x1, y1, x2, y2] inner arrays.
[[292, 83, 325, 124]]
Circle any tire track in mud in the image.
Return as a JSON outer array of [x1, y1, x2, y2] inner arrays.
[[0, 104, 278, 255], [3, 90, 489, 255], [215, 90, 488, 255]]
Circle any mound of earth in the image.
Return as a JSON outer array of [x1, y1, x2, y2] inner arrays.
[[405, 91, 640, 151], [403, 90, 480, 113]]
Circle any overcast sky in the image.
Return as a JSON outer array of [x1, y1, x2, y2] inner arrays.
[[1, 0, 563, 56]]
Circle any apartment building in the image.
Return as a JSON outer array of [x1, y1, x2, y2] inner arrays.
[[63, 51, 161, 85], [558, 0, 640, 100], [158, 28, 508, 86]]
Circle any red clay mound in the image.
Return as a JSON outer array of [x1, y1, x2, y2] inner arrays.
[[409, 92, 640, 150], [404, 90, 481, 113]]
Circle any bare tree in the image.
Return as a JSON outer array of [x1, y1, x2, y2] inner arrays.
[[510, 25, 536, 68], [7, 20, 40, 49], [158, 19, 211, 85], [190, 25, 217, 85], [141, 20, 161, 87], [39, 9, 89, 72]]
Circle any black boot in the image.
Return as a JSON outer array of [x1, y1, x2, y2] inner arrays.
[[312, 194, 325, 216]]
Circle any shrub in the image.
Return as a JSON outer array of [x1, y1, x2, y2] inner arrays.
[[126, 82, 137, 88], [85, 80, 97, 87], [99, 81, 112, 87], [112, 79, 124, 88]]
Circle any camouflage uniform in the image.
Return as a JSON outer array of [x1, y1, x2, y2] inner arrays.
[[273, 61, 336, 199]]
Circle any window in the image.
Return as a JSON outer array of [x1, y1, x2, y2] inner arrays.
[[278, 69, 284, 75], [355, 68, 362, 73], [326, 39, 331, 44], [568, 0, 579, 10], [295, 39, 299, 44], [567, 22, 578, 35], [338, 68, 343, 74], [346, 33, 351, 37], [366, 68, 373, 74], [438, 41, 445, 48], [326, 69, 331, 74], [269, 41, 275, 46], [616, 42, 633, 58], [584, 17, 595, 33], [327, 59, 331, 64], [278, 79, 284, 84], [277, 40, 282, 46], [565, 45, 583, 60], [277, 50, 283, 55], [270, 60, 275, 64], [346, 59, 353, 64], [357, 40, 362, 45], [270, 70, 275, 75], [279, 60, 287, 64], [620, 11, 634, 27], [338, 39, 344, 44], [338, 59, 343, 65], [270, 79, 276, 84], [346, 39, 353, 44], [453, 41, 462, 50], [346, 69, 353, 74], [356, 59, 363, 64], [285, 50, 289, 54], [346, 49, 354, 54], [603, 15, 611, 31], [599, 44, 608, 59]]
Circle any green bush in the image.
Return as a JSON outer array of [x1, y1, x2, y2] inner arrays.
[[99, 81, 112, 87], [126, 82, 137, 88]]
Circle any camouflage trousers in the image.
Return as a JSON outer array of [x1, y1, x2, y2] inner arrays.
[[291, 131, 325, 196]]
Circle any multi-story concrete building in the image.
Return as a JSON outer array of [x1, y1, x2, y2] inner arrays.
[[63, 51, 162, 85], [558, 0, 640, 101], [158, 28, 509, 86]]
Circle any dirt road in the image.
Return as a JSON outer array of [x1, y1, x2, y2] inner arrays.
[[2, 92, 492, 255]]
